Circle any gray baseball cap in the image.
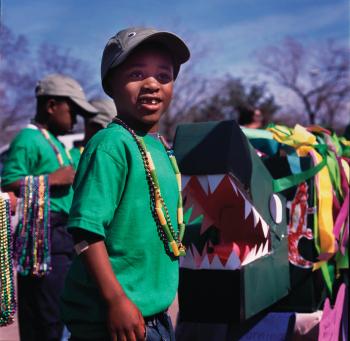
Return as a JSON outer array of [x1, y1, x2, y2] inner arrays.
[[89, 98, 117, 128], [35, 74, 98, 116], [101, 27, 190, 96]]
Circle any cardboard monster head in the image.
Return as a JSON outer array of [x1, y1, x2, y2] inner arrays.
[[173, 121, 290, 323]]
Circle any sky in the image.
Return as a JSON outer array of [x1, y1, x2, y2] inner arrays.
[[1, 0, 349, 91]]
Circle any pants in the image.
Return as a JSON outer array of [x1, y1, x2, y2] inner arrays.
[[145, 312, 175, 341], [69, 312, 175, 341], [17, 212, 74, 341]]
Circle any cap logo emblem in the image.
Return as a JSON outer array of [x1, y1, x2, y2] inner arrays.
[[128, 32, 136, 38]]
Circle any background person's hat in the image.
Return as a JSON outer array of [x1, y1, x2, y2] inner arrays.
[[101, 27, 190, 96], [89, 98, 117, 128], [35, 74, 98, 116]]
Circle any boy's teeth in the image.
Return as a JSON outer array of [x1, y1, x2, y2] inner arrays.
[[140, 98, 158, 104]]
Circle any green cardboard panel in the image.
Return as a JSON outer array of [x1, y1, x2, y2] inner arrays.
[[243, 237, 289, 319], [173, 120, 252, 189]]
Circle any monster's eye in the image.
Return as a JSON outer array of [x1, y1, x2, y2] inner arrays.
[[269, 194, 283, 224]]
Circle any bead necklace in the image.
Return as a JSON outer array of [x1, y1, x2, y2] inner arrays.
[[0, 194, 16, 326], [113, 118, 186, 257], [14, 175, 51, 276], [38, 128, 73, 166]]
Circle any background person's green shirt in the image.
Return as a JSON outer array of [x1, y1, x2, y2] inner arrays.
[[61, 123, 179, 338], [69, 146, 83, 170], [1, 125, 74, 214]]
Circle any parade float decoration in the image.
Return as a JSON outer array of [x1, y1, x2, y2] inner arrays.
[[243, 124, 349, 316], [173, 120, 290, 323]]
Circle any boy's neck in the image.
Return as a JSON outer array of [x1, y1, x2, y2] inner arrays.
[[117, 114, 159, 134], [33, 121, 58, 137]]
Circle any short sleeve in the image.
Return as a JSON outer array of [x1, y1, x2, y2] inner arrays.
[[1, 133, 39, 186], [67, 147, 127, 238]]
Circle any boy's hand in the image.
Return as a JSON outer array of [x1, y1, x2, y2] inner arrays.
[[78, 239, 145, 341], [107, 294, 145, 341], [49, 166, 76, 186]]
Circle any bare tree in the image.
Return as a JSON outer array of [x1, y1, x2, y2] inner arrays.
[[0, 25, 100, 145], [164, 75, 279, 140], [257, 37, 350, 129], [160, 32, 211, 140]]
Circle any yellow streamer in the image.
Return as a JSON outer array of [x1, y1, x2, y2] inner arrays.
[[269, 124, 336, 264], [297, 146, 335, 263]]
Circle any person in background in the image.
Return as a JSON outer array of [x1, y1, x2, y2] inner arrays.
[[86, 98, 117, 142], [70, 98, 117, 168], [238, 105, 264, 129], [1, 74, 97, 341]]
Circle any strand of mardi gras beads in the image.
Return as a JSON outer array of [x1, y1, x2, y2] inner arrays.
[[14, 175, 51, 276], [38, 128, 73, 166], [112, 118, 185, 257], [0, 194, 16, 326]]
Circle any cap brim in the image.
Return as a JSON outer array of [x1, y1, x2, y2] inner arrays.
[[103, 31, 190, 96], [70, 97, 98, 117]]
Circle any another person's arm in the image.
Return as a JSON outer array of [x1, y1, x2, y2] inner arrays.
[[2, 166, 75, 195], [1, 132, 75, 195]]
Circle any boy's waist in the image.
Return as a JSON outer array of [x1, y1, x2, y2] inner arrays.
[[50, 210, 69, 226], [144, 310, 168, 324]]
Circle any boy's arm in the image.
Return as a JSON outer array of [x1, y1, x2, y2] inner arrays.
[[1, 166, 75, 196], [1, 132, 75, 195], [76, 234, 146, 341]]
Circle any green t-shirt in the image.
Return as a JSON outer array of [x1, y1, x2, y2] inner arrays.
[[69, 146, 84, 170], [1, 125, 74, 214], [61, 123, 179, 338]]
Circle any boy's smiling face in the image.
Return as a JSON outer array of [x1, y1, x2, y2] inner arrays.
[[109, 45, 174, 133]]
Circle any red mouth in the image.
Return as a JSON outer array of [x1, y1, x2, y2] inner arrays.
[[180, 174, 272, 270]]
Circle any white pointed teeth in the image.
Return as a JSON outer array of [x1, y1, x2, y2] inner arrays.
[[182, 174, 227, 195], [179, 247, 196, 269], [199, 255, 210, 269], [245, 200, 252, 219], [225, 251, 241, 270], [229, 177, 238, 194], [270, 194, 283, 224], [260, 218, 269, 238], [241, 241, 270, 266], [251, 207, 260, 227], [263, 240, 269, 255], [242, 245, 257, 266], [179, 245, 242, 270], [210, 255, 225, 269], [244, 199, 270, 238], [208, 174, 225, 193], [255, 243, 264, 258], [180, 241, 271, 270], [197, 175, 209, 195]]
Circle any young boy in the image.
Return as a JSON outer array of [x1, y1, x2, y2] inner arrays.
[[61, 27, 190, 340], [1, 74, 97, 340]]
